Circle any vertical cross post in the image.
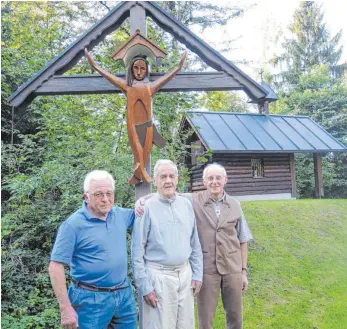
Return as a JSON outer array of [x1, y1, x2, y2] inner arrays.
[[130, 3, 147, 36], [130, 6, 149, 328], [130, 3, 152, 201]]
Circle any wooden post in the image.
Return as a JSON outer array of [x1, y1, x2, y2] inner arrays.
[[313, 153, 324, 198], [130, 6, 149, 328], [130, 3, 147, 36], [289, 153, 297, 198], [135, 162, 152, 200], [130, 3, 152, 201]]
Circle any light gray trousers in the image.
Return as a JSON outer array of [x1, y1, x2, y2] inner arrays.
[[139, 261, 194, 329]]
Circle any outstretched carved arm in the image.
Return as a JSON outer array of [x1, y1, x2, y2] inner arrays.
[[150, 52, 187, 96], [84, 48, 128, 93]]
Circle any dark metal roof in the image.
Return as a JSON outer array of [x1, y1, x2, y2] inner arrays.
[[8, 1, 269, 109], [185, 111, 347, 153]]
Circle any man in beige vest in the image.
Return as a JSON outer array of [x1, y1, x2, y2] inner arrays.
[[136, 162, 252, 329], [191, 163, 252, 329]]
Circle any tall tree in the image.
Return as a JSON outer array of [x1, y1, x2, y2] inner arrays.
[[272, 66, 347, 197], [269, 1, 347, 198], [200, 91, 249, 113], [272, 1, 345, 89]]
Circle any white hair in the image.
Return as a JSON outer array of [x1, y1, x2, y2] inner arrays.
[[203, 163, 227, 180], [83, 170, 115, 193], [153, 159, 178, 178]]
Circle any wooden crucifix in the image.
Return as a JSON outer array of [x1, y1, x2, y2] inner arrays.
[[85, 30, 186, 185]]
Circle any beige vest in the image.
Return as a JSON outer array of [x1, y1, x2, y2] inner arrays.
[[192, 190, 242, 275]]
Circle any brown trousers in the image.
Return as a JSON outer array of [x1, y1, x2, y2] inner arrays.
[[197, 272, 243, 329]]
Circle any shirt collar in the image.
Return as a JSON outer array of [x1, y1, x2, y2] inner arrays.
[[81, 200, 114, 221], [157, 192, 176, 204], [209, 191, 226, 204]]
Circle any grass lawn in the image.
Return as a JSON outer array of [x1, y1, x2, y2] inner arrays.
[[207, 199, 347, 329]]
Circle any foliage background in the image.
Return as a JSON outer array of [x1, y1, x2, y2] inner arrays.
[[1, 1, 346, 328], [269, 2, 347, 198]]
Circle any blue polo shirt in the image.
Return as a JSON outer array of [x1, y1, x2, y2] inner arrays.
[[51, 201, 135, 287]]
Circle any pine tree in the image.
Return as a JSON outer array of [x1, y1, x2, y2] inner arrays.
[[272, 1, 345, 89], [270, 2, 347, 198]]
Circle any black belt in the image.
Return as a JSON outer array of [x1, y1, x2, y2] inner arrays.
[[71, 278, 128, 292]]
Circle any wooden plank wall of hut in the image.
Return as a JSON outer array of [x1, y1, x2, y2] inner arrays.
[[190, 153, 293, 196]]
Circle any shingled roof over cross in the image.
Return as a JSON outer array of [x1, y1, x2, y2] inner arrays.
[[8, 1, 276, 110]]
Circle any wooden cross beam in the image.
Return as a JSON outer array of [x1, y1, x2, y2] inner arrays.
[[8, 1, 270, 110], [35, 72, 243, 96]]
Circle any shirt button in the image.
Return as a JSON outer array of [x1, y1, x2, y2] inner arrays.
[[217, 242, 222, 246], [217, 229, 221, 232], [217, 256, 222, 260]]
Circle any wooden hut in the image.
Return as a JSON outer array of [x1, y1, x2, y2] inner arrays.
[[181, 111, 347, 200]]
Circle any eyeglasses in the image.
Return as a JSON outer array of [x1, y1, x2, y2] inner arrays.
[[88, 191, 114, 199]]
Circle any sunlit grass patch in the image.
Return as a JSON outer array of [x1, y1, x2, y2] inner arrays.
[[196, 199, 347, 329]]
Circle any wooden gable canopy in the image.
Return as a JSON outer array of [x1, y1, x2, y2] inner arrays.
[[111, 29, 167, 66], [8, 1, 271, 110]]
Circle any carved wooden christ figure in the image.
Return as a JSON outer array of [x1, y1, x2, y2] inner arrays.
[[84, 33, 186, 184]]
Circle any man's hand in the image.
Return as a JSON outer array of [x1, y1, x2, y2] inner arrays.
[[144, 290, 158, 308], [49, 262, 78, 329], [242, 272, 248, 292], [191, 280, 202, 297], [61, 304, 78, 329], [135, 197, 145, 217]]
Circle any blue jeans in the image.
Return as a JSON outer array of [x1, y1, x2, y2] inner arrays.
[[68, 277, 137, 329]]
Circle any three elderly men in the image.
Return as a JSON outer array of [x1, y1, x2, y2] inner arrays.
[[50, 161, 252, 329]]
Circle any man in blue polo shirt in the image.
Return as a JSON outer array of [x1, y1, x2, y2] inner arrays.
[[49, 170, 137, 329]]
